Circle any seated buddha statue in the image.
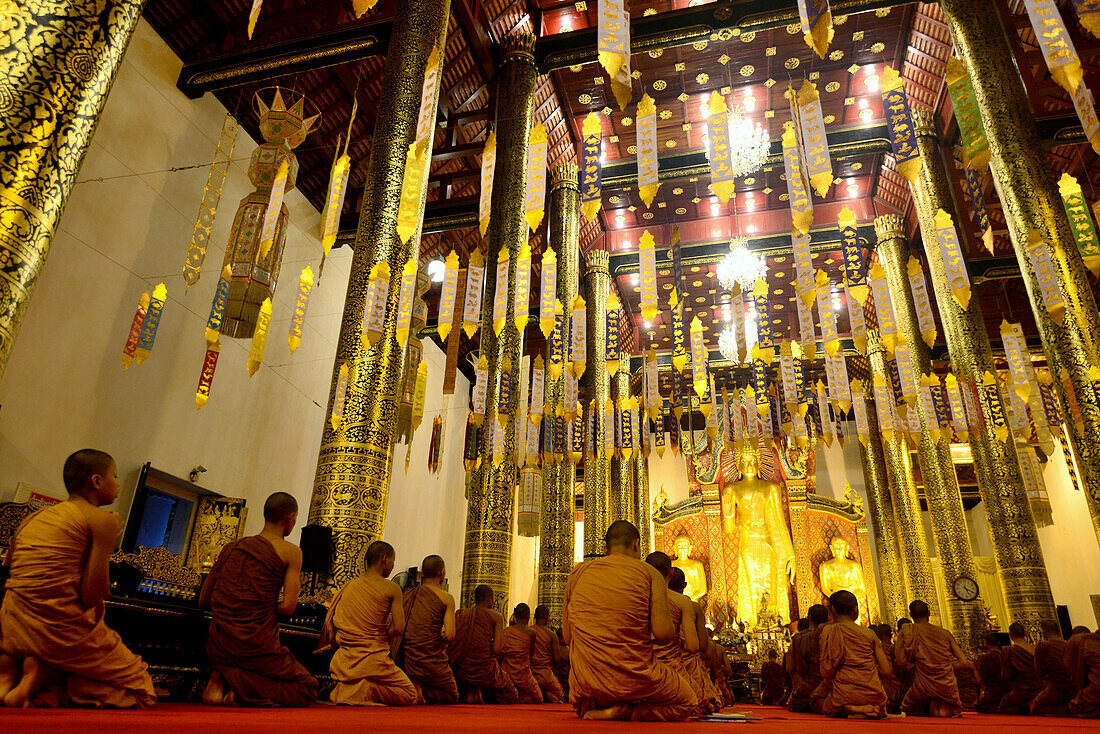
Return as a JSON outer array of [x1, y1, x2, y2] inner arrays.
[[818, 536, 867, 602], [670, 534, 708, 602]]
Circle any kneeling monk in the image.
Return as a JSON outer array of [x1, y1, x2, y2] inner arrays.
[[321, 541, 416, 705], [1066, 627, 1100, 718], [501, 604, 542, 703], [815, 590, 891, 719], [530, 605, 564, 703], [448, 585, 518, 704], [895, 600, 968, 717], [397, 554, 457, 704], [998, 622, 1041, 715], [564, 521, 697, 721], [0, 450, 155, 708], [201, 492, 318, 707], [1031, 619, 1076, 716]]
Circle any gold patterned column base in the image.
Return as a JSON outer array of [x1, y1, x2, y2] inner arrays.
[[583, 249, 611, 559], [610, 370, 634, 525], [635, 450, 651, 556]]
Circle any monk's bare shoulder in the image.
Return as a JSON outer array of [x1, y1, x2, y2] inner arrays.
[[669, 590, 692, 613], [642, 560, 666, 586], [425, 584, 455, 607], [487, 609, 505, 625], [77, 503, 121, 538], [269, 536, 302, 566]]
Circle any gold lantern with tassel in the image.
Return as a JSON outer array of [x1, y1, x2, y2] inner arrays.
[[219, 89, 318, 338]]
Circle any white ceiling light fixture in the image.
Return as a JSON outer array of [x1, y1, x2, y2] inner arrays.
[[718, 324, 740, 362], [716, 235, 767, 293]]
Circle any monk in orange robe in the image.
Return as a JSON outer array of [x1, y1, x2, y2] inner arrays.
[[1031, 619, 1075, 716], [711, 642, 736, 707], [787, 604, 829, 712], [564, 521, 697, 721], [531, 605, 564, 703], [201, 492, 318, 707], [319, 541, 417, 706], [501, 604, 542, 703], [0, 450, 155, 708], [644, 553, 697, 703], [998, 622, 1041, 714], [553, 628, 570, 701], [1066, 627, 1100, 718], [448, 585, 518, 704], [814, 590, 891, 719], [760, 649, 784, 705], [895, 599, 969, 717], [871, 625, 901, 713], [668, 567, 716, 713], [783, 618, 809, 706], [974, 633, 1009, 713], [396, 554, 457, 704]]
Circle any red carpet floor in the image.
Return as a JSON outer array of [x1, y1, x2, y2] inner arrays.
[[2, 703, 1100, 733]]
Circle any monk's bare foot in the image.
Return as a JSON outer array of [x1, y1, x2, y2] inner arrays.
[[3, 657, 47, 708], [462, 688, 483, 704], [0, 656, 17, 701], [411, 680, 425, 705], [582, 703, 632, 720], [201, 670, 226, 706], [844, 704, 883, 719], [222, 691, 238, 707]]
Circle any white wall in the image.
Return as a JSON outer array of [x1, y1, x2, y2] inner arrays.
[[0, 20, 470, 590]]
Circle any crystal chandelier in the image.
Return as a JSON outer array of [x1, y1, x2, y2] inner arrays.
[[718, 324, 740, 362], [727, 105, 770, 179], [717, 236, 767, 293]]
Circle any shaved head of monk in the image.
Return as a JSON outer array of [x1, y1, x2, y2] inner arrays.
[[669, 567, 688, 594], [982, 631, 1001, 650], [644, 551, 673, 581], [474, 584, 494, 607], [262, 492, 298, 536], [808, 604, 829, 626], [797, 617, 810, 631], [1039, 619, 1062, 639], [908, 600, 931, 621], [63, 449, 119, 506], [897, 617, 911, 630], [1008, 622, 1028, 641], [1071, 626, 1091, 636], [534, 604, 550, 624], [366, 540, 396, 576], [513, 603, 531, 623], [604, 520, 640, 556], [828, 590, 859, 622], [421, 554, 445, 581]]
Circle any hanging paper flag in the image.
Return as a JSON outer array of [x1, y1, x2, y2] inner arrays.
[[851, 381, 870, 446], [622, 398, 636, 457], [753, 357, 769, 417], [530, 355, 546, 421], [944, 373, 968, 441], [1070, 73, 1100, 154], [731, 292, 748, 363], [491, 247, 511, 335], [646, 346, 660, 420], [514, 243, 531, 333], [868, 261, 898, 354], [247, 0, 264, 38], [706, 91, 736, 204], [983, 370, 1010, 443], [538, 248, 557, 338], [655, 401, 667, 457], [894, 339, 918, 406], [247, 297, 272, 377], [816, 270, 840, 358], [690, 315, 709, 398], [794, 348, 809, 418], [606, 291, 621, 375], [639, 230, 658, 323], [793, 229, 815, 307], [753, 278, 773, 364], [945, 58, 991, 170], [1074, 0, 1100, 38], [134, 283, 167, 366], [636, 93, 660, 207], [1058, 173, 1100, 277], [434, 250, 460, 345], [463, 420, 481, 471], [525, 123, 548, 231], [598, 0, 632, 109], [845, 283, 867, 356], [604, 399, 616, 455], [933, 210, 972, 310], [796, 286, 818, 361], [570, 295, 587, 378], [320, 141, 351, 260], [525, 416, 540, 468], [412, 361, 428, 433], [670, 290, 688, 372], [930, 379, 952, 433], [395, 258, 418, 347], [330, 362, 350, 431], [351, 0, 380, 18], [1039, 374, 1062, 427], [780, 344, 797, 407], [727, 388, 742, 446], [671, 367, 684, 420], [551, 413, 565, 461], [782, 127, 814, 235], [194, 342, 220, 410], [838, 207, 867, 306], [825, 353, 852, 411], [906, 257, 938, 348], [287, 265, 314, 354], [204, 266, 232, 345], [1005, 375, 1031, 439], [184, 115, 238, 287], [798, 81, 833, 198], [879, 66, 922, 182], [873, 375, 896, 441], [963, 166, 995, 256], [492, 419, 506, 465], [1027, 228, 1066, 324], [1001, 320, 1032, 403], [564, 368, 579, 420], [259, 154, 289, 260], [549, 300, 566, 380], [472, 356, 488, 424], [742, 387, 759, 443], [671, 224, 683, 295], [699, 367, 714, 420], [363, 262, 390, 348], [1023, 0, 1083, 95], [498, 358, 514, 425], [570, 415, 584, 465], [817, 382, 834, 446], [122, 291, 150, 370], [478, 132, 498, 238], [705, 384, 720, 443], [580, 114, 602, 222], [919, 374, 940, 441], [796, 0, 833, 59], [462, 249, 485, 338]]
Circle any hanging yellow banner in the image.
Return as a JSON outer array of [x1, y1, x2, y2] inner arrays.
[[320, 101, 356, 259], [894, 339, 918, 406], [598, 0, 632, 110], [1023, 0, 1084, 95], [580, 114, 602, 222], [606, 290, 621, 376], [396, 258, 417, 347], [462, 248, 484, 338], [121, 291, 150, 370], [539, 247, 557, 338], [920, 375, 941, 442], [549, 299, 566, 381], [570, 295, 587, 378], [525, 123, 548, 232], [706, 91, 736, 204], [184, 114, 238, 287], [879, 66, 922, 183], [1000, 320, 1032, 403], [195, 341, 220, 410], [1027, 228, 1066, 324], [908, 257, 937, 348], [438, 250, 459, 344], [247, 297, 272, 377], [839, 206, 867, 306], [690, 315, 709, 399], [134, 283, 167, 366], [287, 265, 314, 354], [412, 361, 427, 432], [1071, 67, 1100, 154], [869, 261, 897, 355], [396, 140, 429, 244], [851, 381, 870, 446], [670, 289, 688, 372], [983, 370, 1011, 444], [872, 374, 895, 443], [639, 230, 658, 323], [1073, 1, 1100, 39], [846, 282, 867, 357], [530, 355, 545, 421], [259, 154, 289, 260], [1058, 173, 1100, 277], [330, 363, 350, 431], [362, 262, 390, 348], [815, 269, 839, 358], [797, 0, 833, 59], [934, 209, 972, 311], [514, 243, 532, 334], [636, 93, 660, 207], [944, 373, 968, 442], [945, 58, 991, 171], [798, 81, 833, 198], [479, 132, 497, 237], [825, 353, 851, 412], [471, 356, 488, 424], [797, 281, 817, 360], [782, 127, 814, 235], [492, 247, 509, 335]]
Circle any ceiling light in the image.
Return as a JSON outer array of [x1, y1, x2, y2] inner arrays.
[[847, 182, 859, 196], [858, 98, 869, 109], [747, 224, 756, 233], [717, 236, 767, 293], [718, 324, 740, 362], [427, 259, 445, 283]]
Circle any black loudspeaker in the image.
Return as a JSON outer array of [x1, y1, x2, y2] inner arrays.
[[1057, 604, 1072, 639], [300, 524, 334, 576]]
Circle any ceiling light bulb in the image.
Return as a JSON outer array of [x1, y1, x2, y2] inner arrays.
[[427, 259, 445, 283]]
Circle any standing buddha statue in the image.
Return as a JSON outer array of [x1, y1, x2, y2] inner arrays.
[[670, 535, 708, 602]]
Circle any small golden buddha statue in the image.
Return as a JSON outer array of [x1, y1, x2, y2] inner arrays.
[[671, 534, 708, 602], [818, 536, 867, 601]]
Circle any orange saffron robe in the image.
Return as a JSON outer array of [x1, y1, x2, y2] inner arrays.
[[531, 625, 564, 703], [761, 661, 785, 705], [564, 554, 697, 721], [815, 620, 888, 717], [895, 621, 963, 717], [1031, 638, 1075, 716], [398, 586, 458, 704], [0, 503, 155, 708], [787, 626, 823, 712], [974, 649, 1008, 713], [501, 626, 542, 703], [448, 607, 518, 703], [998, 643, 1041, 714], [1067, 632, 1100, 718], [323, 577, 417, 706]]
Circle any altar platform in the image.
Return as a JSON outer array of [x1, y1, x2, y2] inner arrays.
[[3, 703, 1098, 733]]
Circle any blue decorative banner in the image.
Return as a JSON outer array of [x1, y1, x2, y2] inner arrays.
[[880, 66, 921, 182], [498, 362, 513, 423], [580, 113, 602, 222], [963, 165, 994, 256], [839, 207, 867, 306]]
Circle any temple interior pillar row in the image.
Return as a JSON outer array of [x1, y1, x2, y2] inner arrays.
[[582, 250, 611, 559]]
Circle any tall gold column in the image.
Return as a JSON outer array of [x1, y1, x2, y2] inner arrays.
[[857, 379, 908, 625], [866, 329, 942, 621], [875, 216, 982, 646], [609, 369, 635, 524], [583, 250, 611, 558], [538, 163, 579, 626], [910, 110, 1056, 632], [942, 0, 1100, 548], [460, 32, 538, 609], [0, 0, 145, 380], [308, 0, 450, 587], [634, 449, 651, 555]]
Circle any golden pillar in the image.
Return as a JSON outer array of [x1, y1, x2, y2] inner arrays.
[[583, 250, 611, 558], [910, 110, 1056, 631], [609, 369, 635, 524], [459, 32, 538, 610], [856, 378, 908, 625], [538, 163, 579, 625], [875, 216, 982, 645], [308, 0, 450, 587], [942, 0, 1100, 549], [866, 329, 941, 621], [635, 448, 651, 556], [0, 0, 145, 379]]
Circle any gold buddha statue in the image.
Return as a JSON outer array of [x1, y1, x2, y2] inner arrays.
[[818, 536, 867, 602], [729, 444, 796, 627], [671, 534, 708, 602]]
